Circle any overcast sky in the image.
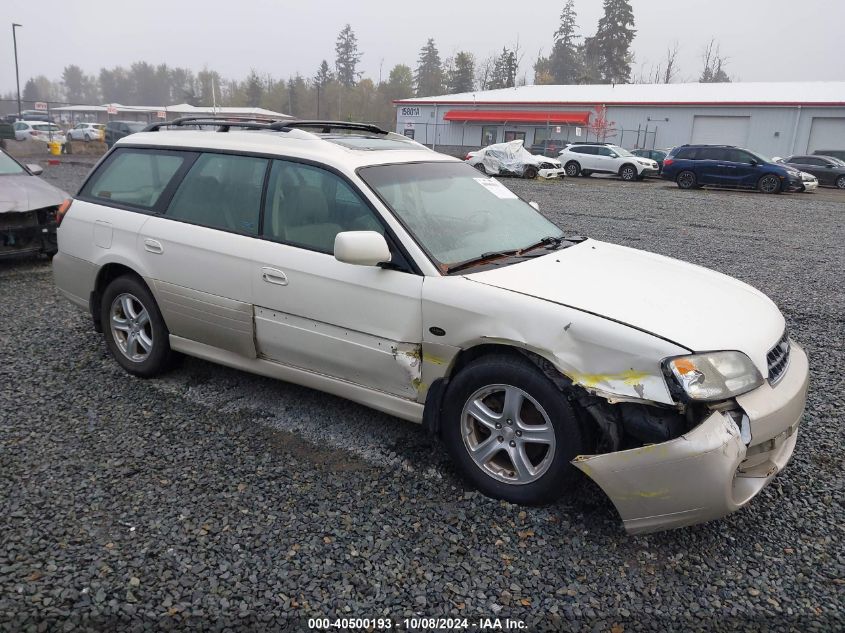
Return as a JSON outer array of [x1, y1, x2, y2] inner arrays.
[[2, 0, 843, 96]]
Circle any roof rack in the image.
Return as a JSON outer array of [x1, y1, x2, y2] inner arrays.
[[566, 141, 615, 146], [143, 116, 389, 136]]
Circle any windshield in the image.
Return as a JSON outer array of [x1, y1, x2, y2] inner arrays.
[[748, 150, 774, 164], [0, 151, 25, 175], [611, 146, 633, 157], [359, 162, 564, 269]]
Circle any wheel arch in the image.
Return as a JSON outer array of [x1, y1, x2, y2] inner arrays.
[[90, 262, 150, 332], [423, 342, 575, 437]]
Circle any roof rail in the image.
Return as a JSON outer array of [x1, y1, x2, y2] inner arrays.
[[567, 141, 615, 146], [143, 116, 389, 136], [270, 120, 389, 135]]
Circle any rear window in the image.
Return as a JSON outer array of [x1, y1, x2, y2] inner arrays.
[[673, 147, 698, 160], [81, 149, 187, 209]]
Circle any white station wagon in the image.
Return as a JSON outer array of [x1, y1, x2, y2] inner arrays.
[[53, 118, 809, 534]]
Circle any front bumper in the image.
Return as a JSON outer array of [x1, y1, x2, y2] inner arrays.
[[638, 167, 660, 177], [538, 167, 566, 179], [0, 210, 57, 258], [801, 180, 818, 192], [573, 341, 809, 534]]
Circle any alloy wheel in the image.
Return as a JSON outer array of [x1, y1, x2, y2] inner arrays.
[[678, 172, 696, 189], [759, 174, 780, 194], [461, 384, 556, 485], [836, 176, 845, 189], [110, 293, 153, 362], [622, 166, 636, 181]]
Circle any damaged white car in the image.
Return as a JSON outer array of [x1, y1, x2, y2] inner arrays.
[[53, 119, 808, 534], [0, 149, 66, 258], [465, 139, 565, 179]]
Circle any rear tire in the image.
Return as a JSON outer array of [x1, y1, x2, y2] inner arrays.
[[101, 275, 173, 378], [676, 170, 697, 190], [442, 355, 586, 505], [474, 162, 488, 174], [836, 175, 845, 189], [758, 174, 781, 194], [564, 161, 580, 177]]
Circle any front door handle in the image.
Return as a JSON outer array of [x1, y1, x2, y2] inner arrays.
[[143, 238, 163, 254], [261, 267, 288, 286]]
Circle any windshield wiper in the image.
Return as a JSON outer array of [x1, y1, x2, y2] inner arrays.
[[518, 235, 566, 255], [445, 249, 521, 274]]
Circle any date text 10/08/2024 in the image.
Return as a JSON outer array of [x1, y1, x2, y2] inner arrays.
[[308, 617, 527, 630]]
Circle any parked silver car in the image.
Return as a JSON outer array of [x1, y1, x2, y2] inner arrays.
[[52, 118, 808, 534], [0, 149, 67, 257]]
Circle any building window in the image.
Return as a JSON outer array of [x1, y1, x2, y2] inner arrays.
[[403, 129, 415, 139], [504, 131, 526, 143], [481, 126, 498, 146]]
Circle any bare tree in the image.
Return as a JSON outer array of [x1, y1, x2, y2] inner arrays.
[[662, 42, 679, 84], [700, 38, 730, 83]]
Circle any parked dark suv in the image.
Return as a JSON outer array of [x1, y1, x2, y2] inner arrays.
[[104, 120, 147, 149], [661, 145, 804, 194], [782, 155, 845, 189]]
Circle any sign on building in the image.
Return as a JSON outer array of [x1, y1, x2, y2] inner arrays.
[[156, 111, 166, 119], [107, 104, 118, 115], [34, 102, 48, 111], [400, 106, 421, 118]]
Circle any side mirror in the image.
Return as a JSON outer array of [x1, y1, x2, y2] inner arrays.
[[334, 231, 391, 267], [609, 153, 618, 158], [27, 164, 44, 176], [528, 201, 540, 211]]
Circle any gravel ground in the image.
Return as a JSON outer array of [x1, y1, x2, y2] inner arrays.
[[0, 166, 842, 632]]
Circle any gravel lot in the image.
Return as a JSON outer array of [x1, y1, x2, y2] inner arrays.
[[1, 163, 843, 632]]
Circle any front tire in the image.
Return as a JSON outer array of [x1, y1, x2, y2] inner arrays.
[[101, 275, 173, 378], [836, 175, 845, 189], [758, 174, 781, 194], [84, 133, 91, 142], [523, 166, 538, 179], [619, 164, 637, 181], [442, 355, 586, 505]]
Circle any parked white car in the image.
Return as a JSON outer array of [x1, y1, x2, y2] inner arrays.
[[53, 118, 808, 534], [466, 140, 565, 179], [67, 122, 105, 142], [12, 121, 66, 144], [559, 142, 659, 181]]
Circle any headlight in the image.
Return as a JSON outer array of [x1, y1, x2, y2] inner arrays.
[[637, 160, 649, 166], [665, 351, 763, 401]]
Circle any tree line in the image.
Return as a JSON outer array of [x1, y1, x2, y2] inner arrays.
[[3, 1, 731, 122]]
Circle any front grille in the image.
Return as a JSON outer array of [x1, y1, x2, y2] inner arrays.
[[766, 331, 791, 385]]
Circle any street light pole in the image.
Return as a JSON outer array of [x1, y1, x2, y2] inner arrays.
[[12, 23, 22, 120]]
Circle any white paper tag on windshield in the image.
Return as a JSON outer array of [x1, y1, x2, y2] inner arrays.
[[473, 177, 518, 199]]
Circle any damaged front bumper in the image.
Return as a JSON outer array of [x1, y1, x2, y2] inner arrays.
[[0, 209, 58, 258], [538, 168, 566, 179], [573, 341, 809, 535]]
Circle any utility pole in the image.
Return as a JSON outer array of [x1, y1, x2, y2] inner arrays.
[[12, 23, 22, 120]]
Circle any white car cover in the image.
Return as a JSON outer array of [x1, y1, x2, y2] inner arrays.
[[479, 140, 541, 175]]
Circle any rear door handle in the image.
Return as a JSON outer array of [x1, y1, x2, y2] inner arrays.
[[261, 267, 288, 286], [143, 238, 163, 254]]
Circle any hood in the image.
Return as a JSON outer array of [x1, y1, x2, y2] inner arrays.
[[0, 174, 67, 213], [467, 239, 784, 374]]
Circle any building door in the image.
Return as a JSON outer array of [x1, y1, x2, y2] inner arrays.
[[691, 116, 750, 147], [807, 117, 845, 153]]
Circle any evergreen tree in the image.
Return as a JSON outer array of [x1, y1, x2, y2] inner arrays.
[[313, 60, 333, 117], [415, 38, 444, 97], [244, 70, 264, 107], [335, 24, 362, 88], [99, 67, 132, 103], [591, 0, 636, 83], [446, 51, 475, 94], [488, 48, 518, 89], [62, 65, 85, 103], [385, 64, 414, 101], [550, 0, 583, 84]]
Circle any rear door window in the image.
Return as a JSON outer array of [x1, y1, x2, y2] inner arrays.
[[166, 152, 268, 235], [81, 149, 189, 210], [698, 148, 727, 161], [674, 147, 697, 160]]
